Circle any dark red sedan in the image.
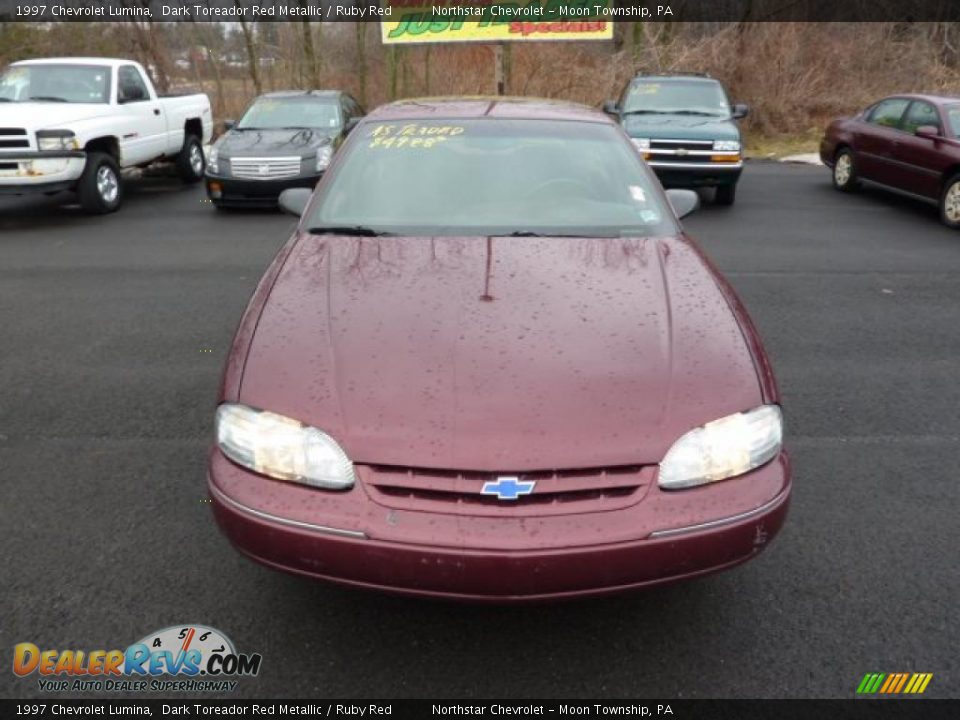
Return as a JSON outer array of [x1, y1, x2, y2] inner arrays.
[[820, 93, 960, 227], [208, 98, 790, 601]]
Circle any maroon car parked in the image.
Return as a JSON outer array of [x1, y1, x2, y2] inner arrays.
[[208, 98, 790, 601], [820, 93, 960, 227]]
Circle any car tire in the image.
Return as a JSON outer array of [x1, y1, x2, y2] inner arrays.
[[77, 152, 122, 214], [832, 149, 859, 192], [939, 175, 960, 229], [715, 183, 737, 206], [177, 135, 205, 183]]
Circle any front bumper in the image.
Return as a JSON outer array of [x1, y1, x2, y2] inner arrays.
[[0, 151, 86, 194], [648, 161, 743, 188], [208, 449, 791, 601], [205, 172, 323, 207]]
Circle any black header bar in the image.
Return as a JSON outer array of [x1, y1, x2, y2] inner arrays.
[[1, 0, 960, 23]]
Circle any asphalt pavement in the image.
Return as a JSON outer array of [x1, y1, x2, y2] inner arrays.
[[1, 162, 957, 699]]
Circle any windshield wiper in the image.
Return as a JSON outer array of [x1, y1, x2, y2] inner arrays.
[[307, 225, 393, 237], [28, 95, 68, 102], [624, 109, 721, 117], [660, 109, 721, 116], [0, 98, 13, 102], [503, 231, 607, 238]]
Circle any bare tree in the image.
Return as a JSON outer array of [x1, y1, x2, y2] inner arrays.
[[235, 1, 262, 95]]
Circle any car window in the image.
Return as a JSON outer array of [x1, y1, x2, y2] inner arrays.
[[346, 96, 364, 118], [118, 66, 149, 103], [238, 97, 341, 131], [622, 79, 730, 117], [309, 118, 677, 238], [0, 63, 110, 104], [946, 105, 960, 137], [901, 101, 941, 134], [868, 98, 909, 129]]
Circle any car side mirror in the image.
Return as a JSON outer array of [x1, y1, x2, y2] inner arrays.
[[665, 189, 700, 219], [222, 119, 236, 132], [732, 103, 749, 119], [278, 188, 312, 218], [916, 125, 940, 139], [603, 100, 619, 115]]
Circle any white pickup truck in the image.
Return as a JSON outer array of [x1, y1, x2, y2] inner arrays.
[[0, 57, 212, 213]]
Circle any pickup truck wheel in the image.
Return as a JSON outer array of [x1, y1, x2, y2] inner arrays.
[[939, 175, 960, 229], [177, 135, 205, 183], [832, 149, 859, 192], [715, 183, 737, 206], [77, 153, 122, 214]]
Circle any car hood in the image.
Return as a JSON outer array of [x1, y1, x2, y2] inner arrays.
[[216, 128, 334, 156], [623, 114, 740, 141], [238, 235, 763, 471], [0, 102, 114, 131]]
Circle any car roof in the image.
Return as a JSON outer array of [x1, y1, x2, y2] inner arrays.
[[883, 93, 960, 105], [365, 97, 612, 123], [13, 57, 132, 67], [261, 90, 343, 99], [632, 74, 718, 83]]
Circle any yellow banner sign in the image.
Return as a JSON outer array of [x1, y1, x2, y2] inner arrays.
[[380, 1, 615, 44]]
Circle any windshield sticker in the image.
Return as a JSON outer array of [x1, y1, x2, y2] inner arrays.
[[629, 185, 647, 203], [638, 209, 661, 224], [632, 83, 660, 95], [368, 123, 465, 149]]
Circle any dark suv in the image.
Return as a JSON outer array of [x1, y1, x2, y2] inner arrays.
[[605, 73, 748, 205]]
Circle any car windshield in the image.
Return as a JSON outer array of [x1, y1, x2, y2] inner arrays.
[[622, 80, 730, 117], [946, 104, 960, 137], [237, 96, 341, 131], [0, 64, 110, 104], [308, 118, 676, 237]]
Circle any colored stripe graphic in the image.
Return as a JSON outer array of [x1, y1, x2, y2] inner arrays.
[[858, 672, 932, 694]]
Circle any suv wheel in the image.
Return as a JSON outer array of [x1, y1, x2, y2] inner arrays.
[[832, 149, 859, 192], [77, 152, 122, 214], [715, 183, 737, 206]]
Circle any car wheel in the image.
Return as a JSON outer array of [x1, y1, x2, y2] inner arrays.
[[832, 149, 859, 192], [177, 135, 205, 183], [715, 183, 737, 206], [77, 152, 122, 214], [939, 175, 960, 229]]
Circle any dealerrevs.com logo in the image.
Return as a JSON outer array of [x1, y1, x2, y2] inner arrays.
[[13, 624, 261, 693]]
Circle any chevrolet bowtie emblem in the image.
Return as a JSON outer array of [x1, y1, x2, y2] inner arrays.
[[481, 476, 536, 501]]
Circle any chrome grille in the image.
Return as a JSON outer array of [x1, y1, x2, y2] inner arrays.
[[0, 128, 29, 151], [361, 464, 652, 517], [650, 139, 714, 151], [229, 156, 302, 180]]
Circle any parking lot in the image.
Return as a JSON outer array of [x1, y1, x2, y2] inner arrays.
[[1, 161, 957, 698]]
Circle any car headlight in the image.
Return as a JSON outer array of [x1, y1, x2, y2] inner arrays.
[[36, 130, 78, 152], [713, 140, 741, 152], [658, 405, 782, 490], [316, 145, 333, 171], [215, 403, 355, 490], [207, 147, 219, 174], [631, 137, 651, 151]]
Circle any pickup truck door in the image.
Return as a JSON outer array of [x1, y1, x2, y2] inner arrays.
[[891, 100, 946, 200], [854, 98, 910, 187], [115, 64, 166, 166]]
